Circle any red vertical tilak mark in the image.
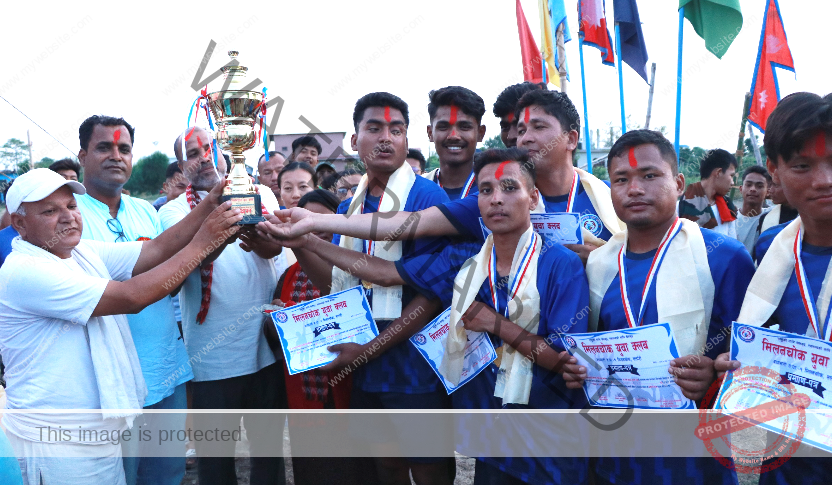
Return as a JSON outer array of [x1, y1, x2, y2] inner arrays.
[[524, 108, 530, 124], [384, 106, 391, 123], [815, 131, 828, 157], [449, 105, 458, 125], [113, 130, 121, 144], [185, 127, 196, 141], [628, 147, 638, 167], [495, 161, 511, 180], [506, 112, 515, 123], [197, 136, 203, 147]]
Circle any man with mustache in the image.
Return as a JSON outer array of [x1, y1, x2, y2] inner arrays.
[[422, 86, 485, 200], [569, 130, 755, 485], [74, 115, 193, 485], [0, 167, 241, 485], [161, 126, 286, 485]]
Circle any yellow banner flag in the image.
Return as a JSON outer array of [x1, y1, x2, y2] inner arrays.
[[538, 0, 560, 88]]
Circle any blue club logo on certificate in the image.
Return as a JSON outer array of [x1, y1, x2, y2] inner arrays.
[[413, 334, 427, 346], [275, 312, 288, 324], [738, 326, 755, 343]]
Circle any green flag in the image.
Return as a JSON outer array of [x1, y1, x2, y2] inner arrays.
[[680, 0, 743, 59]]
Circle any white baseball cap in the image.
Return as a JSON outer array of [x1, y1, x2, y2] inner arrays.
[[6, 168, 86, 215]]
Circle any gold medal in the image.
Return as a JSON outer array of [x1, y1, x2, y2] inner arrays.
[[362, 280, 373, 290]]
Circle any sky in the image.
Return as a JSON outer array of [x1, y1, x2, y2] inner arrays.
[[1, 0, 828, 171]]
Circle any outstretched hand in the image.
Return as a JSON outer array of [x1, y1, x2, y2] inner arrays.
[[192, 201, 242, 250], [256, 207, 317, 240]]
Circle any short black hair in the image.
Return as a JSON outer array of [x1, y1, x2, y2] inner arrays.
[[406, 149, 427, 171], [48, 158, 81, 178], [320, 172, 340, 191], [515, 89, 581, 134], [473, 148, 536, 190], [742, 165, 771, 185], [291, 136, 323, 155], [353, 92, 409, 131], [607, 129, 678, 175], [298, 189, 340, 213], [764, 92, 832, 164], [493, 82, 546, 118], [164, 161, 182, 180], [258, 151, 284, 164], [79, 115, 135, 151], [699, 149, 737, 179], [427, 86, 486, 124], [278, 162, 317, 188]]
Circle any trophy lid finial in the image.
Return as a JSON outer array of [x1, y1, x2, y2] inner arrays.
[[228, 50, 239, 59]]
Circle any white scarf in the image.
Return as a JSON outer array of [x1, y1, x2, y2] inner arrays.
[[534, 167, 624, 246], [422, 168, 438, 182], [440, 226, 542, 405], [739, 218, 832, 338], [586, 219, 715, 357], [331, 162, 416, 319], [760, 204, 782, 234], [11, 238, 147, 422]]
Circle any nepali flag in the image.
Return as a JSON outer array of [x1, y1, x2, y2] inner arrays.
[[579, 0, 615, 66], [517, 0, 544, 82], [748, 0, 794, 132]]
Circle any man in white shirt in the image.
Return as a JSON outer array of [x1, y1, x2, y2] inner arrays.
[[679, 148, 739, 237], [0, 168, 242, 485], [161, 127, 286, 485], [74, 115, 193, 485]]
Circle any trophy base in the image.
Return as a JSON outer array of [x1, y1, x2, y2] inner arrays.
[[222, 193, 266, 225]]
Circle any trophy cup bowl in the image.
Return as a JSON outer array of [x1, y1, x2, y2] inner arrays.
[[206, 51, 266, 225]]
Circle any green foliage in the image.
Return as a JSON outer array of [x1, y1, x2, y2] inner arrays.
[[481, 135, 506, 150], [124, 151, 170, 195], [36, 157, 55, 169], [1, 138, 29, 173], [592, 164, 608, 181], [426, 153, 439, 171]]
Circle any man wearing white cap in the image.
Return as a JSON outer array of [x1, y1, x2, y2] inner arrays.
[[0, 168, 242, 485]]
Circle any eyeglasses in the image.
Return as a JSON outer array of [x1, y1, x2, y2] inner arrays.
[[337, 185, 359, 196], [106, 218, 129, 242]]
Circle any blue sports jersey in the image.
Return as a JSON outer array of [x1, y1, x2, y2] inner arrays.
[[0, 226, 18, 268], [439, 181, 612, 243], [397, 237, 590, 484], [754, 225, 832, 485], [594, 229, 752, 485], [753, 222, 790, 266], [333, 175, 450, 394]]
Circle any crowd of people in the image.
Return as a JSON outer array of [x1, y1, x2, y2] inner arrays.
[[0, 83, 829, 485]]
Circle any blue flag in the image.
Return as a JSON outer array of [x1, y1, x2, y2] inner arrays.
[[613, 0, 649, 82], [549, 0, 571, 80]]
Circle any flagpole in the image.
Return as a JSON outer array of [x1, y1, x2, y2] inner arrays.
[[615, 22, 626, 134], [579, 34, 592, 171], [674, 7, 684, 157], [556, 24, 568, 94]]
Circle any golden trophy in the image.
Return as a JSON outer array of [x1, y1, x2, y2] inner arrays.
[[206, 50, 265, 224]]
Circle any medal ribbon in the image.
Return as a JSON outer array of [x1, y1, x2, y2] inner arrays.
[[794, 226, 832, 340], [361, 190, 385, 263], [436, 170, 477, 198], [566, 170, 579, 213], [618, 218, 683, 328], [488, 232, 539, 318]]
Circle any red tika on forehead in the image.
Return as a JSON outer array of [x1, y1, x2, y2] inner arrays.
[[524, 107, 530, 124], [113, 130, 121, 144], [185, 127, 196, 141], [384, 106, 391, 123], [495, 160, 511, 180], [197, 135, 203, 146], [449, 105, 458, 125], [506, 112, 515, 123], [628, 147, 638, 168], [815, 131, 828, 157]]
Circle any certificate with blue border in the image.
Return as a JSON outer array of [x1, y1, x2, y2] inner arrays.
[[410, 308, 497, 394], [269, 286, 378, 375], [715, 322, 832, 453], [480, 212, 582, 245], [560, 322, 695, 409]]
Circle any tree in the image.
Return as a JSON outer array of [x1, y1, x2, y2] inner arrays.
[[124, 151, 170, 195], [426, 153, 439, 171], [36, 157, 55, 169], [0, 138, 29, 172], [481, 135, 506, 150]]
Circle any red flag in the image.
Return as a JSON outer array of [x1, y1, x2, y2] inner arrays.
[[516, 0, 544, 82], [579, 0, 615, 66], [748, 0, 794, 132]]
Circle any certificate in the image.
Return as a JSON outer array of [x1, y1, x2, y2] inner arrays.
[[480, 212, 583, 245], [560, 323, 695, 409], [715, 323, 832, 454], [269, 286, 379, 375], [410, 308, 497, 394]]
